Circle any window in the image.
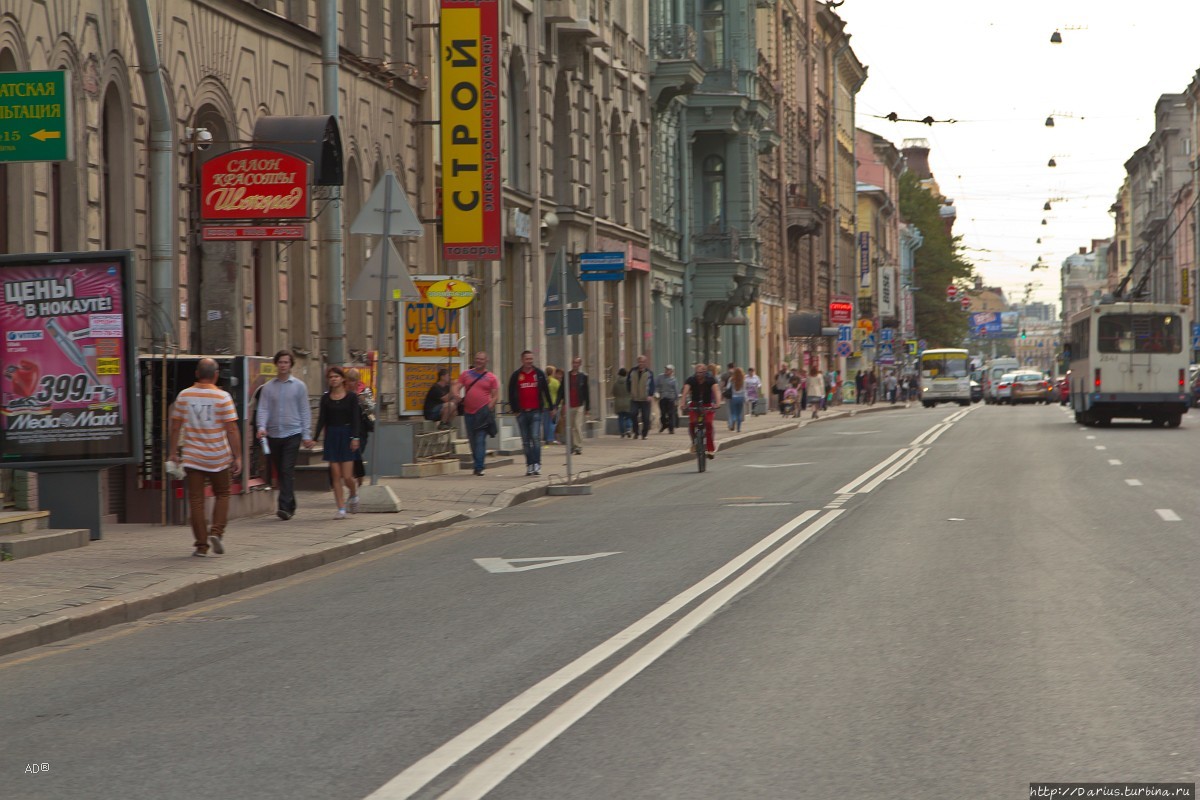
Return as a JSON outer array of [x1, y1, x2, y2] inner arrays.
[[1097, 314, 1181, 354], [701, 0, 725, 69], [702, 155, 725, 230]]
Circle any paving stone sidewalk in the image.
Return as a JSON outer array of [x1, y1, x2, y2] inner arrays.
[[0, 404, 894, 656]]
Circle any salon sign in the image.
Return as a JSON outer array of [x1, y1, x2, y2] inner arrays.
[[200, 148, 310, 221]]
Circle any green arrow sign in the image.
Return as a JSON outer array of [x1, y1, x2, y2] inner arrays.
[[0, 71, 71, 163]]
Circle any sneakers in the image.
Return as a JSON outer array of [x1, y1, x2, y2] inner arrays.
[[473, 469, 485, 476], [192, 548, 207, 557], [526, 465, 534, 476], [706, 451, 715, 460], [208, 534, 224, 555], [334, 508, 346, 520], [533, 463, 541, 476], [276, 509, 293, 521], [571, 447, 582, 455], [348, 495, 360, 514]]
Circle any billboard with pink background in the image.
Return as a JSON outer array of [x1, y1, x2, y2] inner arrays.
[[0, 252, 137, 467]]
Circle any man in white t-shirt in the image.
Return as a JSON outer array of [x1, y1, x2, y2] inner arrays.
[[168, 358, 242, 557]]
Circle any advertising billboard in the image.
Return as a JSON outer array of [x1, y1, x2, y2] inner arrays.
[[401, 278, 469, 414], [440, 0, 502, 261], [0, 250, 139, 468]]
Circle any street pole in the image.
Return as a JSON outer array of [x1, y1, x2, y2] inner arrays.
[[369, 179, 394, 487], [548, 246, 591, 496]]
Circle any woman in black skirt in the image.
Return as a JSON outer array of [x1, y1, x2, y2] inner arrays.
[[314, 366, 361, 519]]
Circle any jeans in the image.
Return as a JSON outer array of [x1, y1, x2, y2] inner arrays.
[[267, 433, 302, 514], [617, 411, 632, 436], [516, 409, 543, 466], [727, 396, 745, 431], [465, 410, 489, 472], [542, 407, 558, 443], [658, 397, 677, 432], [185, 467, 230, 550], [630, 400, 652, 438]]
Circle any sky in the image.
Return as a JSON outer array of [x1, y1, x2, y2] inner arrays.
[[836, 1, 1200, 310]]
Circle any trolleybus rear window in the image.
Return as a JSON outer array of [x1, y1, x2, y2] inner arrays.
[[1096, 314, 1182, 354]]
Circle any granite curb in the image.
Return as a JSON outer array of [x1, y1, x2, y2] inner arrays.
[[0, 403, 900, 658]]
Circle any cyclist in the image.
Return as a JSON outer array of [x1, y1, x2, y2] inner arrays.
[[679, 362, 721, 459]]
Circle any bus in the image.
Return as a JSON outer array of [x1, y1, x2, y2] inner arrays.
[[919, 348, 972, 407], [1065, 300, 1191, 427]]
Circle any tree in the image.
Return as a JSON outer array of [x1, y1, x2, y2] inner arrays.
[[899, 171, 974, 348]]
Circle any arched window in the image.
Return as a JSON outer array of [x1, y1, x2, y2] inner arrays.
[[701, 0, 725, 69], [609, 111, 624, 224], [702, 155, 725, 231], [629, 123, 643, 229], [101, 84, 131, 249], [344, 0, 361, 54]]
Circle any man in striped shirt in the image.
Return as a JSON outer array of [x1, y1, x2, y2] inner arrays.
[[168, 358, 242, 557]]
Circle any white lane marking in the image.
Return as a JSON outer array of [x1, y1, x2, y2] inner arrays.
[[832, 430, 879, 435], [857, 448, 927, 494], [911, 425, 950, 446], [475, 553, 621, 573], [362, 509, 821, 800], [836, 448, 910, 494], [743, 462, 813, 468], [1108, 459, 1122, 466], [1125, 479, 1143, 487], [438, 511, 846, 800], [1095, 445, 1107, 450], [1156, 509, 1182, 522], [726, 502, 794, 507], [1086, 435, 1096, 440]]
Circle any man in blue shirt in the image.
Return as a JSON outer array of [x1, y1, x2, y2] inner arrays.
[[256, 350, 313, 520]]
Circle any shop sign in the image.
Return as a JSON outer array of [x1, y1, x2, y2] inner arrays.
[[201, 225, 306, 241], [425, 279, 476, 309], [200, 148, 310, 221], [0, 250, 139, 468], [829, 296, 853, 324], [440, 0, 502, 261]]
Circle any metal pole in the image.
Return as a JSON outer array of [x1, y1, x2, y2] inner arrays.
[[561, 247, 574, 484], [369, 180, 395, 486], [320, 0, 346, 367]]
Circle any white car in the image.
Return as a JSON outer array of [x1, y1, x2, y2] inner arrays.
[[995, 372, 1016, 404]]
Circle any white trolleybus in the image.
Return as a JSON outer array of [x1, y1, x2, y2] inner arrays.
[[1066, 299, 1192, 427], [919, 348, 972, 407]]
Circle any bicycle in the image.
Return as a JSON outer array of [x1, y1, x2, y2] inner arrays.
[[686, 404, 715, 472]]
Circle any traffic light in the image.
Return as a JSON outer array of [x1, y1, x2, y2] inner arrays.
[[1021, 329, 1027, 340]]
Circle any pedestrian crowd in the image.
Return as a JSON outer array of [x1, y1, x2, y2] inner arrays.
[[169, 345, 899, 558]]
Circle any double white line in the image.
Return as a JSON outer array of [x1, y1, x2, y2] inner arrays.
[[366, 509, 842, 799], [367, 408, 972, 799]]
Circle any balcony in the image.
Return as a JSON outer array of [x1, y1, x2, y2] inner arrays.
[[548, 0, 601, 40], [649, 24, 705, 108], [785, 182, 827, 236]]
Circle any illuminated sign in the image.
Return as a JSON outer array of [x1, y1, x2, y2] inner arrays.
[[440, 0, 501, 261], [829, 296, 854, 325], [0, 250, 139, 468], [200, 148, 310, 221]]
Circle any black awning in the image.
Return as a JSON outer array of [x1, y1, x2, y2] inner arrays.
[[252, 115, 343, 186]]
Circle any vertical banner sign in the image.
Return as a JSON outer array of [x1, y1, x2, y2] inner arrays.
[[0, 251, 139, 468], [441, 0, 502, 261], [878, 267, 896, 318], [1181, 267, 1191, 306], [857, 232, 871, 298]]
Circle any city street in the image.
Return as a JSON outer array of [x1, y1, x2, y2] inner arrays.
[[3, 403, 1197, 799]]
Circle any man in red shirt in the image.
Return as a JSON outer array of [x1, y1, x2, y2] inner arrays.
[[507, 350, 553, 476], [459, 351, 500, 476]]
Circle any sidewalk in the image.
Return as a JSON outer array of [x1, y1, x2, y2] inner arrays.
[[0, 403, 895, 657]]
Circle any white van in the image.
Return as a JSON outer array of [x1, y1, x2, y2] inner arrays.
[[982, 357, 1020, 404]]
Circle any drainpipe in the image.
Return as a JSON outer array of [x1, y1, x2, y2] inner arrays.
[[128, 0, 175, 346], [320, 0, 346, 367], [681, 109, 695, 367]]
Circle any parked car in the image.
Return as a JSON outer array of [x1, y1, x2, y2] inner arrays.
[[1010, 371, 1053, 404], [995, 373, 1016, 404]]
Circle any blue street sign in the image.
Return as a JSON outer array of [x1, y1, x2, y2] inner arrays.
[[578, 251, 624, 282], [881, 328, 894, 342], [837, 325, 852, 342]]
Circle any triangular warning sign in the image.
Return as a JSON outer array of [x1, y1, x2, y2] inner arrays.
[[347, 240, 421, 301], [351, 171, 423, 237]]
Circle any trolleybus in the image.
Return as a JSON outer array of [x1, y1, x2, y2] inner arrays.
[[1065, 300, 1191, 427]]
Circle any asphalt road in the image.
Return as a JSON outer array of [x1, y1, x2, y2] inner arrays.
[[3, 402, 1197, 799]]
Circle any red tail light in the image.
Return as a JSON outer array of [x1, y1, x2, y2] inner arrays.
[[1180, 369, 1186, 388], [1094, 368, 1101, 389]]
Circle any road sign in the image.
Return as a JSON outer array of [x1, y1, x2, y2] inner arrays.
[[918, 338, 927, 353], [579, 251, 625, 281], [836, 340, 852, 357], [0, 71, 72, 163], [347, 239, 420, 301], [880, 328, 894, 342], [545, 307, 584, 336], [351, 171, 423, 236], [837, 324, 852, 342], [545, 248, 587, 306], [946, 284, 958, 302]]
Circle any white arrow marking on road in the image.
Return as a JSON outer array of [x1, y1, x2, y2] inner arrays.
[[743, 463, 813, 469], [1108, 459, 1122, 466], [1155, 509, 1181, 522], [474, 553, 620, 573], [1125, 479, 1142, 486], [725, 502, 794, 507], [832, 431, 879, 435]]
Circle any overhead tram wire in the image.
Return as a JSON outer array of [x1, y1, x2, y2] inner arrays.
[[1113, 192, 1200, 300]]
